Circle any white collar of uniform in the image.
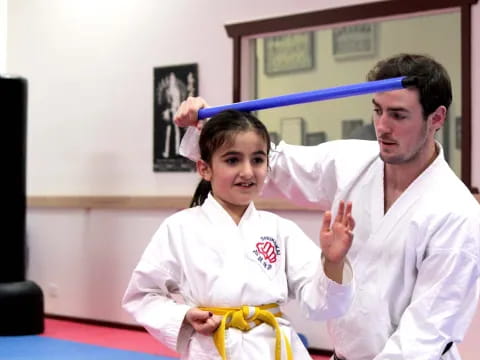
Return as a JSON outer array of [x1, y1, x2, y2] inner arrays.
[[428, 140, 447, 170], [398, 140, 448, 192], [434, 140, 444, 158], [202, 192, 258, 226]]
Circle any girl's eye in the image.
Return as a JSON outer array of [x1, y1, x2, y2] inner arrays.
[[252, 157, 266, 164], [225, 157, 238, 165]]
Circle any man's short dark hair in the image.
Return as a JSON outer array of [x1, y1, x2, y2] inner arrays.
[[367, 54, 452, 118]]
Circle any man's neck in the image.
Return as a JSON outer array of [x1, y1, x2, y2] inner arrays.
[[384, 144, 439, 212]]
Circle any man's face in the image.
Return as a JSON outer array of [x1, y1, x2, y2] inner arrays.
[[372, 88, 438, 165]]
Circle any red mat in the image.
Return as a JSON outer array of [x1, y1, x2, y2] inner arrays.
[[42, 318, 330, 359], [42, 318, 178, 357]]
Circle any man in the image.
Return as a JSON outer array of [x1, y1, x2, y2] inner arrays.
[[174, 54, 480, 360]]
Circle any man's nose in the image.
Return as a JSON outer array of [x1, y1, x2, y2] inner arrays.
[[375, 113, 391, 134]]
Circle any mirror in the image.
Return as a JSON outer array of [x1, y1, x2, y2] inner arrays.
[[225, 0, 475, 189], [255, 12, 461, 175]]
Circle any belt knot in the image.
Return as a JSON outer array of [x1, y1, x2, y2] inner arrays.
[[199, 303, 292, 360]]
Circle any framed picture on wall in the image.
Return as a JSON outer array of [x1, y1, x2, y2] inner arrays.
[[332, 23, 377, 60], [264, 32, 314, 75], [153, 63, 198, 172], [281, 117, 305, 145], [269, 131, 281, 145], [342, 119, 364, 139], [305, 131, 327, 145]]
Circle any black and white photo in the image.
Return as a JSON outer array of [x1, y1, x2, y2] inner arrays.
[[154, 64, 198, 172]]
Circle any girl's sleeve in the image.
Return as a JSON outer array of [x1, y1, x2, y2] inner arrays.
[[282, 219, 355, 321], [122, 223, 193, 354]]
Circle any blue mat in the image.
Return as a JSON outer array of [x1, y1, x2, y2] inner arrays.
[[0, 336, 177, 360]]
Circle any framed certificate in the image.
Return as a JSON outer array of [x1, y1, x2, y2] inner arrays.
[[333, 23, 377, 60], [264, 32, 314, 75], [281, 117, 305, 145]]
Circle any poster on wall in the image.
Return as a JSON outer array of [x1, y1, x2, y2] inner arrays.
[[153, 63, 198, 172]]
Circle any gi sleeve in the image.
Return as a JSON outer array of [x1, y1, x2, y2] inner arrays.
[[282, 219, 355, 321], [179, 126, 201, 161], [374, 216, 480, 360], [263, 141, 338, 210], [122, 223, 193, 354], [264, 139, 379, 208]]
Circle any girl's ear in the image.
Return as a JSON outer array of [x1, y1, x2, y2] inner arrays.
[[197, 159, 212, 181]]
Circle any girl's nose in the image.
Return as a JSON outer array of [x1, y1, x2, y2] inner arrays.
[[240, 161, 254, 177]]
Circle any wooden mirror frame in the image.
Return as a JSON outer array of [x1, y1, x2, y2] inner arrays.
[[225, 0, 478, 190]]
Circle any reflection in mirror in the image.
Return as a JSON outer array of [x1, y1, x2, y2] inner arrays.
[[251, 11, 461, 177]]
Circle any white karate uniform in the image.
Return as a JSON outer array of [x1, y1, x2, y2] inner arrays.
[[262, 139, 480, 360], [122, 193, 354, 360]]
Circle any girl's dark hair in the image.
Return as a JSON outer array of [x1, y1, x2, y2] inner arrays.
[[367, 53, 452, 119], [190, 110, 270, 207]]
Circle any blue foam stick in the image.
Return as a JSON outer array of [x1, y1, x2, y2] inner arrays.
[[198, 76, 415, 120]]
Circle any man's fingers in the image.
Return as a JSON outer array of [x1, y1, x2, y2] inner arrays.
[[196, 120, 205, 130], [174, 96, 209, 127]]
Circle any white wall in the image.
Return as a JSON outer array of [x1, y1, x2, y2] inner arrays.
[[5, 0, 480, 356], [0, 0, 6, 73], [7, 0, 375, 196]]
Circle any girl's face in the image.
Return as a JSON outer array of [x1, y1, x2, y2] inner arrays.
[[198, 130, 268, 220]]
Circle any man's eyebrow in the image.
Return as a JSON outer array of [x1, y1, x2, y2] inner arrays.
[[372, 99, 409, 112]]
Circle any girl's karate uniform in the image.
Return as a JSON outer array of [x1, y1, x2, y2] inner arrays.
[[123, 193, 354, 360]]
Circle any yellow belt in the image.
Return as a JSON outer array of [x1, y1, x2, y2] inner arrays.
[[199, 303, 293, 360]]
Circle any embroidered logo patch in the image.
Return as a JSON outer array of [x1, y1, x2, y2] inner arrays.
[[253, 236, 280, 270]]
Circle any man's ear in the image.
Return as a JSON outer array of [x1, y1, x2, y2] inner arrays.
[[197, 159, 212, 181], [429, 105, 447, 131]]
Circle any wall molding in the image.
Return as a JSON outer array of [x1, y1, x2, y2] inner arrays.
[[27, 196, 322, 211], [27, 194, 480, 210]]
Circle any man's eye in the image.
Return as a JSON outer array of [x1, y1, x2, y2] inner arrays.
[[373, 108, 381, 115], [392, 112, 406, 120]]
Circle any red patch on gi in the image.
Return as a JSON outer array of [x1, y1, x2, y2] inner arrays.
[[256, 242, 277, 263]]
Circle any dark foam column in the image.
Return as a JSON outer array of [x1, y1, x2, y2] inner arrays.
[[0, 75, 27, 283], [0, 75, 44, 335]]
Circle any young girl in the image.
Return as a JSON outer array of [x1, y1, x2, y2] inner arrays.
[[122, 110, 355, 360]]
